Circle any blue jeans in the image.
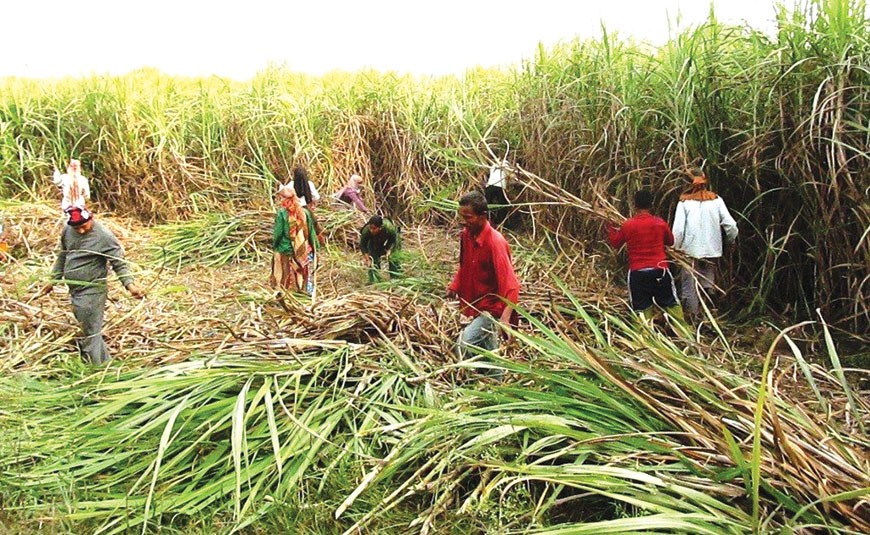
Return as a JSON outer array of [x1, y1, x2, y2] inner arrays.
[[457, 314, 499, 358]]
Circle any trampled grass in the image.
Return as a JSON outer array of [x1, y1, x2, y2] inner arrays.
[[1, 200, 867, 533]]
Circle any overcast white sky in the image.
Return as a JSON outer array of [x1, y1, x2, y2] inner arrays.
[[2, 0, 785, 79]]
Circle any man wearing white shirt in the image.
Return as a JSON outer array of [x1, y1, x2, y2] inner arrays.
[[52, 158, 90, 212], [484, 158, 510, 227], [672, 168, 739, 319]]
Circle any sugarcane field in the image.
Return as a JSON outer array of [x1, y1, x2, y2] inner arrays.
[[0, 2, 868, 534]]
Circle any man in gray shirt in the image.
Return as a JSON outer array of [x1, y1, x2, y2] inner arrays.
[[42, 207, 145, 364]]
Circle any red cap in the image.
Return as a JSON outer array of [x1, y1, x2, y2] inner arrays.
[[65, 207, 92, 227]]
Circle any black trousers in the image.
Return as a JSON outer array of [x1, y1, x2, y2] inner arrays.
[[484, 185, 509, 227]]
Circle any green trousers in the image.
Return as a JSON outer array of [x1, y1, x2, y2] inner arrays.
[[71, 290, 111, 364], [368, 251, 402, 283]]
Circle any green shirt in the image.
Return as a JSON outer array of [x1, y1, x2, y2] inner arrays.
[[272, 208, 293, 255], [360, 219, 398, 257], [273, 208, 320, 255], [304, 208, 320, 253]]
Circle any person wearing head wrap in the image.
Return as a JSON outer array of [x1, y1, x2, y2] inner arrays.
[[41, 207, 145, 364], [271, 184, 318, 293], [290, 167, 324, 293], [52, 159, 91, 212], [671, 167, 739, 320], [335, 174, 370, 214]]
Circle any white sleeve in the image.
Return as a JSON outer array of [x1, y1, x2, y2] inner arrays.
[[52, 170, 63, 186], [82, 175, 91, 200], [309, 181, 321, 201], [672, 202, 686, 250], [718, 198, 738, 243]]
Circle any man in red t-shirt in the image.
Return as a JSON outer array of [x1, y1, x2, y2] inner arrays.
[[607, 189, 685, 324], [448, 191, 520, 359]]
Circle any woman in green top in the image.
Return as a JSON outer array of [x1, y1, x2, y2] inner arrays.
[[271, 185, 316, 293]]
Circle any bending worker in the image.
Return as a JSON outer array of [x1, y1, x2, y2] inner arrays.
[[359, 214, 401, 283]]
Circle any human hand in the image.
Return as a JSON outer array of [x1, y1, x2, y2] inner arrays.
[[127, 283, 146, 299], [500, 321, 512, 343], [446, 289, 457, 300], [498, 307, 515, 341]]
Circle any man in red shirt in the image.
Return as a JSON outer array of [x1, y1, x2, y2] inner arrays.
[[448, 191, 520, 358], [607, 189, 685, 324]]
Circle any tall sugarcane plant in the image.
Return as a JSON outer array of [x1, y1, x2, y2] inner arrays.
[[2, 2, 865, 331]]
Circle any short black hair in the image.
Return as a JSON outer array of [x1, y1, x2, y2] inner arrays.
[[367, 215, 384, 227], [458, 191, 488, 216], [634, 189, 653, 210]]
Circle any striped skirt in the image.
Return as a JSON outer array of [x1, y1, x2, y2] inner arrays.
[[271, 252, 305, 292]]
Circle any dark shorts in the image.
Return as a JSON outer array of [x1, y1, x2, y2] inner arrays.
[[484, 185, 509, 226], [627, 268, 678, 311]]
